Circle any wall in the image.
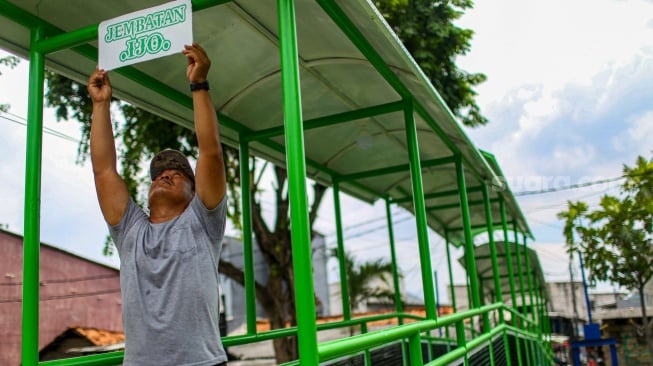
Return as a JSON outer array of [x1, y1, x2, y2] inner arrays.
[[602, 317, 653, 366], [0, 230, 122, 366]]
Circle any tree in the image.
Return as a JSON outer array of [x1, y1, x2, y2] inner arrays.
[[337, 249, 397, 313], [558, 155, 653, 359], [332, 249, 398, 336], [43, 2, 486, 362], [374, 0, 488, 127], [0, 55, 19, 112]]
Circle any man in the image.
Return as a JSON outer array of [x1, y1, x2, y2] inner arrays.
[[88, 43, 228, 366]]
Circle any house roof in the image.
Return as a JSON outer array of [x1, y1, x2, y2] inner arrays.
[[40, 326, 125, 356], [71, 327, 124, 346]]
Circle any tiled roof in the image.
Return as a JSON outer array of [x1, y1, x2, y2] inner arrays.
[[71, 326, 124, 346]]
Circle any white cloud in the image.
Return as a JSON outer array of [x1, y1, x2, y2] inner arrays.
[[457, 0, 653, 107], [616, 110, 653, 157], [516, 88, 560, 137]]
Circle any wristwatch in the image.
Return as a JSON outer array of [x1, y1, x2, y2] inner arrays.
[[190, 81, 210, 92]]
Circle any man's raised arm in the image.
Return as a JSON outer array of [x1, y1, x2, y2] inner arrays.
[[88, 68, 129, 226], [183, 43, 226, 209]]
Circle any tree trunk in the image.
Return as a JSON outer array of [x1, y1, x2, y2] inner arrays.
[[638, 285, 653, 362], [245, 167, 326, 363], [264, 269, 298, 364]]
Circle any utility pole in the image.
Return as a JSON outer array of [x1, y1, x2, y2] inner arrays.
[[570, 258, 579, 339]]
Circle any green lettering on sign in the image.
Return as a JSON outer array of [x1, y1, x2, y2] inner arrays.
[[104, 3, 185, 64], [120, 32, 171, 61]]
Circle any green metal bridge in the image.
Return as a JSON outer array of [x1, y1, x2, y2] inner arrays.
[[0, 0, 553, 365]]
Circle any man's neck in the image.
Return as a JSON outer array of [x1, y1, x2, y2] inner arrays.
[[149, 201, 190, 223]]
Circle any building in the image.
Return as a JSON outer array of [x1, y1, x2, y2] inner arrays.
[[220, 234, 330, 334], [0, 229, 122, 366]]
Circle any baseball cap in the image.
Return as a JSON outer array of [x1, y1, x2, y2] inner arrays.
[[150, 149, 195, 184]]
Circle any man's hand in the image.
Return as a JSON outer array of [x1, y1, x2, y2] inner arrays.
[[183, 42, 211, 83], [88, 68, 112, 104]]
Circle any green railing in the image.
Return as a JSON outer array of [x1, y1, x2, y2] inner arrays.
[[40, 303, 552, 366]]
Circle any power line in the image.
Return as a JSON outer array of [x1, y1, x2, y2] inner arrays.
[[513, 176, 624, 196], [0, 273, 119, 286], [326, 215, 415, 246], [0, 288, 121, 303], [0, 111, 79, 143]]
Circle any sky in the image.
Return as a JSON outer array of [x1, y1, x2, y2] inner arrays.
[[1, 0, 652, 305]]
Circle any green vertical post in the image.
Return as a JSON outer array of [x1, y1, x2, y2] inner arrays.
[[361, 323, 371, 366], [333, 181, 351, 321], [456, 320, 470, 366], [239, 139, 257, 335], [499, 199, 518, 310], [385, 198, 404, 317], [444, 231, 455, 352], [426, 329, 433, 361], [479, 277, 490, 331], [544, 299, 553, 361], [455, 157, 481, 312], [445, 231, 457, 313], [387, 198, 407, 366], [482, 185, 512, 366], [512, 223, 527, 318], [536, 287, 543, 361], [22, 26, 45, 366], [409, 333, 424, 366], [489, 336, 496, 366], [501, 199, 522, 366], [477, 279, 496, 366], [277, 0, 318, 363], [523, 235, 539, 364], [513, 227, 531, 364], [523, 236, 536, 325], [403, 101, 437, 319], [481, 184, 503, 308], [465, 273, 474, 329], [519, 234, 533, 330]]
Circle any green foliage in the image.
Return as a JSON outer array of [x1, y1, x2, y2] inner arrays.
[[0, 55, 19, 112], [334, 249, 399, 310], [557, 155, 653, 291], [559, 155, 653, 360], [374, 0, 487, 127]]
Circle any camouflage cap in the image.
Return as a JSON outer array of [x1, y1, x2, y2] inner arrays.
[[150, 149, 195, 185]]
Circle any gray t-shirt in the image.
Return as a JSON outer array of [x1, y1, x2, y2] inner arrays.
[[110, 195, 228, 366]]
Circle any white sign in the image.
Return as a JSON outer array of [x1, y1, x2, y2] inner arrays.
[[98, 0, 192, 70]]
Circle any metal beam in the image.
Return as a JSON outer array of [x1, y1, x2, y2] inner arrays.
[[247, 100, 404, 141], [338, 156, 455, 182], [391, 185, 483, 204]]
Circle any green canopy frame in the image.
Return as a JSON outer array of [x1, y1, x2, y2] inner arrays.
[[0, 1, 551, 365]]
